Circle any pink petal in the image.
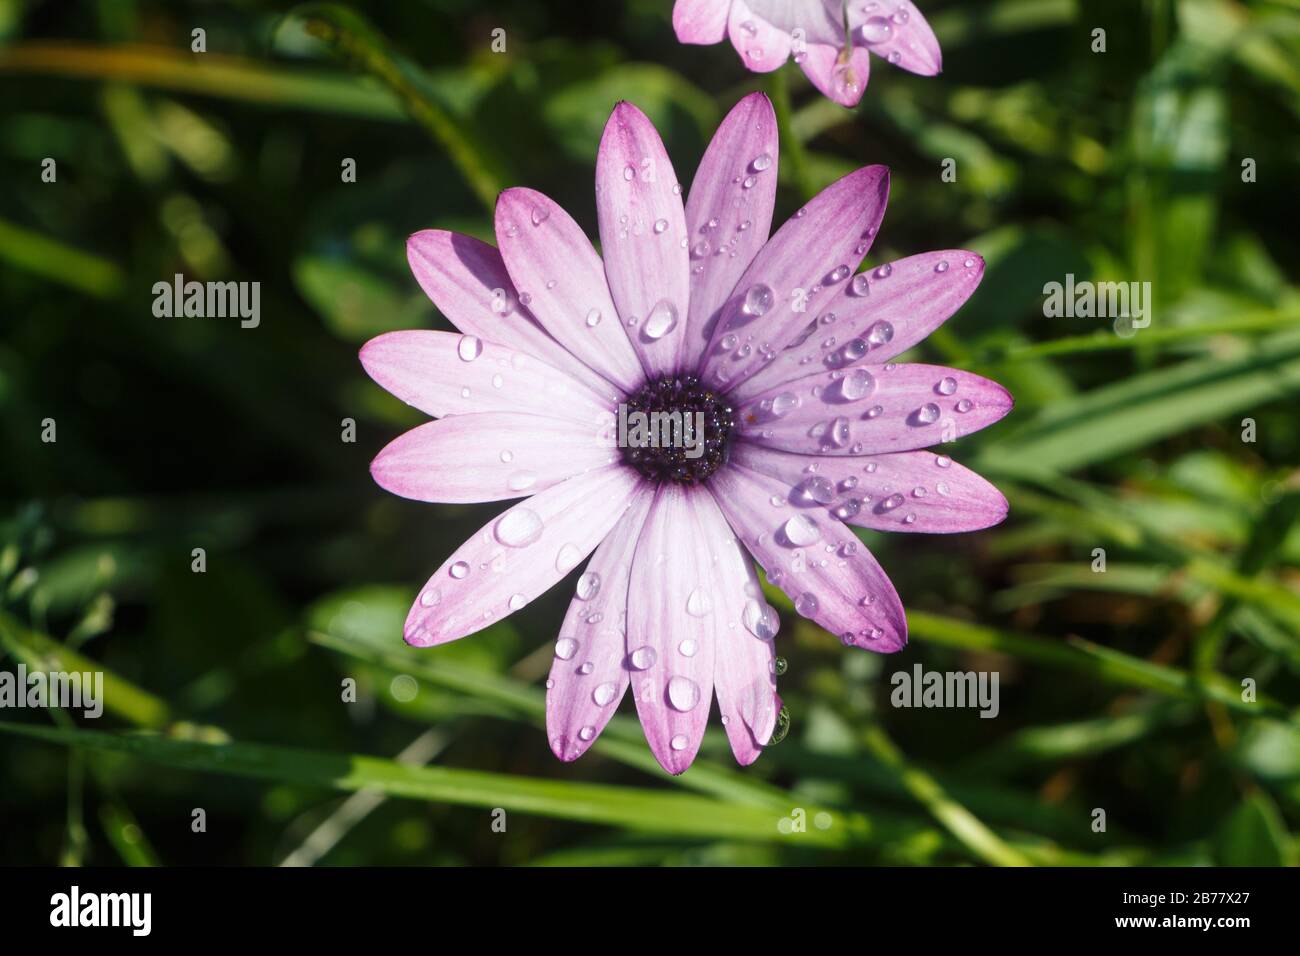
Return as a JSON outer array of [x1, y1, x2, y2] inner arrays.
[[405, 230, 617, 402], [733, 362, 1013, 456], [595, 102, 691, 378], [729, 443, 1009, 533], [699, 165, 890, 392], [545, 493, 655, 762], [359, 330, 612, 423], [494, 187, 645, 393], [850, 1, 942, 76], [403, 467, 646, 647], [371, 413, 617, 504], [734, 250, 986, 402], [743, 0, 845, 46], [710, 463, 907, 651], [673, 0, 730, 44], [682, 92, 778, 370], [693, 491, 779, 765], [626, 485, 718, 775], [797, 43, 871, 108], [727, 0, 793, 72]]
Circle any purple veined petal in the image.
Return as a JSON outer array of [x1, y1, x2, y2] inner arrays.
[[371, 412, 618, 505], [849, 0, 942, 76], [733, 250, 986, 402], [546, 492, 655, 762], [683, 92, 778, 370], [729, 442, 1009, 533], [405, 230, 619, 403], [796, 42, 871, 108], [673, 0, 730, 45], [710, 462, 907, 652], [626, 485, 719, 775], [699, 165, 890, 393], [742, 0, 845, 47], [403, 466, 645, 648], [595, 102, 691, 378], [359, 330, 612, 423], [694, 490, 780, 765], [727, 0, 794, 72], [732, 362, 1013, 456], [494, 187, 645, 393]]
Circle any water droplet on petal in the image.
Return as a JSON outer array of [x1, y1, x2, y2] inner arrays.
[[916, 403, 940, 425], [668, 676, 701, 711], [494, 508, 544, 547], [743, 283, 775, 317], [593, 682, 617, 706], [630, 645, 657, 670], [784, 514, 821, 546], [457, 335, 483, 362], [794, 592, 820, 618], [555, 637, 578, 660], [643, 300, 678, 340], [576, 571, 601, 600], [866, 321, 894, 347], [839, 368, 875, 401], [685, 587, 712, 617], [743, 601, 779, 640], [937, 376, 958, 396], [449, 561, 470, 579]]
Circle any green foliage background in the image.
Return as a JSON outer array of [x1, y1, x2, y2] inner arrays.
[[1, 0, 1298, 866]]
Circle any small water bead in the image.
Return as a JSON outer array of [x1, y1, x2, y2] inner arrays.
[[492, 373, 504, 389], [672, 182, 683, 194], [707, 216, 720, 229], [623, 164, 635, 181], [751, 152, 772, 172], [507, 470, 538, 492], [653, 218, 668, 234], [670, 734, 689, 751], [420, 589, 441, 607], [630, 645, 657, 670], [831, 499, 862, 520], [964, 257, 976, 268], [956, 398, 974, 413], [685, 587, 712, 617], [555, 543, 581, 572], [508, 593, 526, 610], [774, 657, 788, 676], [916, 403, 941, 425], [935, 454, 952, 468], [796, 476, 836, 505], [769, 494, 783, 507], [643, 300, 678, 340], [737, 219, 752, 232], [840, 475, 860, 491], [691, 239, 712, 259], [912, 486, 927, 499], [449, 561, 470, 579], [935, 260, 949, 273], [830, 416, 852, 448], [586, 308, 602, 327], [530, 205, 550, 226], [861, 15, 894, 43], [839, 540, 858, 557], [555, 637, 578, 660], [668, 676, 701, 711], [936, 481, 951, 496], [829, 264, 851, 283], [678, 639, 698, 658], [864, 322, 896, 351], [519, 292, 532, 306], [578, 661, 595, 675], [903, 513, 917, 524], [840, 338, 869, 363], [865, 405, 883, 419], [742, 176, 757, 189], [576, 571, 601, 601], [457, 335, 483, 362], [937, 376, 958, 396], [494, 508, 544, 547], [743, 601, 779, 640], [579, 725, 596, 741], [850, 273, 871, 296], [771, 391, 800, 418], [880, 493, 905, 511], [864, 461, 878, 473], [545, 678, 554, 689], [592, 682, 617, 706], [743, 283, 775, 317], [839, 368, 875, 401], [892, 6, 910, 24], [784, 514, 821, 546], [794, 592, 820, 618]]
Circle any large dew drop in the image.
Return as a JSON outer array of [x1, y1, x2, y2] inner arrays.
[[839, 368, 875, 401], [494, 508, 544, 547], [457, 335, 483, 362], [667, 676, 701, 711], [743, 283, 775, 317], [783, 514, 821, 547], [685, 587, 712, 617], [643, 300, 678, 340], [742, 600, 779, 640]]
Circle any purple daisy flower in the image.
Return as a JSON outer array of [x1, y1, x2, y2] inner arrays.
[[360, 93, 1010, 775], [674, 0, 941, 107]]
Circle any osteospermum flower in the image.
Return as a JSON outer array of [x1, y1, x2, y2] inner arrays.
[[361, 93, 1011, 774], [673, 0, 941, 106]]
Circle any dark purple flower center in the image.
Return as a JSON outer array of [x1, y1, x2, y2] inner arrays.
[[619, 375, 735, 484]]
